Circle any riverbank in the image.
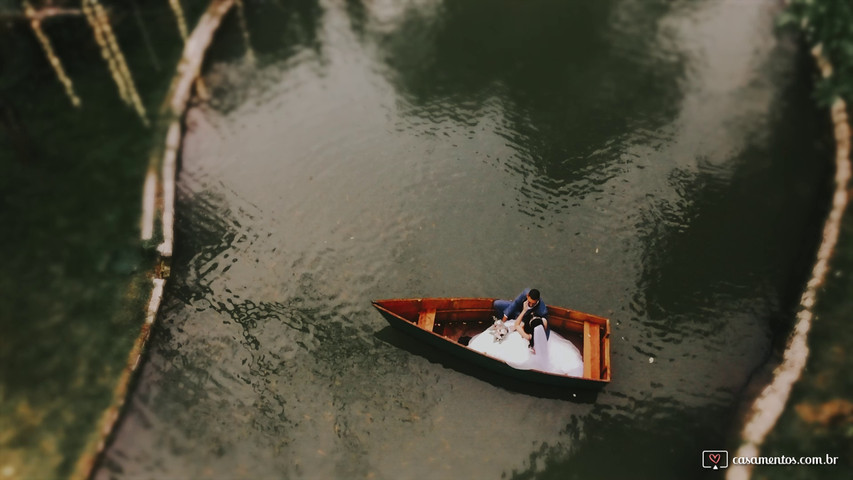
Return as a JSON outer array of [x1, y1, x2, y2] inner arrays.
[[731, 1, 853, 478], [759, 0, 853, 476], [778, 0, 853, 107], [73, 2, 239, 477], [0, 1, 227, 478]]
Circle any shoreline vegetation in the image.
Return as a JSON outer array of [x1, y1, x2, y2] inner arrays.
[[778, 0, 853, 107], [732, 1, 853, 479], [1, 1, 242, 478], [72, 2, 238, 478]]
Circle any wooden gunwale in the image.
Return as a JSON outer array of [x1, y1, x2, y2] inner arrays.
[[373, 297, 611, 387]]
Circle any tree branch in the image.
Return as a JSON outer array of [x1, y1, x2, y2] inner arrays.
[[0, 7, 82, 23]]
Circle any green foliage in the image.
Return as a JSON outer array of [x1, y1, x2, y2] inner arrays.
[[781, 0, 853, 106]]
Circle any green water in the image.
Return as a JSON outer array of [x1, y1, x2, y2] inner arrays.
[[1, 0, 850, 479]]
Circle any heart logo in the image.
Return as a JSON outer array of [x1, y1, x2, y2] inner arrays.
[[709, 453, 720, 464]]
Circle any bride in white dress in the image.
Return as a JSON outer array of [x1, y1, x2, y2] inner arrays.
[[467, 319, 584, 377]]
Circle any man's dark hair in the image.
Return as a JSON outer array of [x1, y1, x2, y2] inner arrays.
[[528, 289, 540, 301]]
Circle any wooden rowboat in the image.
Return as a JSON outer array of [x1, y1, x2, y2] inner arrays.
[[372, 297, 611, 389]]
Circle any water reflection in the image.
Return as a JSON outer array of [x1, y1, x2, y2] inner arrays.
[[637, 40, 830, 336], [201, 0, 325, 116], [351, 0, 687, 197], [513, 400, 733, 480]]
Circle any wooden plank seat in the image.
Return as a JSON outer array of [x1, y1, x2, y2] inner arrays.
[[583, 321, 601, 380], [418, 309, 436, 331]]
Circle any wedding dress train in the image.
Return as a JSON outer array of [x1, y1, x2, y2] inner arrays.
[[468, 320, 583, 377]]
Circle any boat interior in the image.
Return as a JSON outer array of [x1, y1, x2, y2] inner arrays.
[[374, 298, 611, 382]]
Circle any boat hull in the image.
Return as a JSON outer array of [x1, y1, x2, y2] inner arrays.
[[372, 297, 610, 390]]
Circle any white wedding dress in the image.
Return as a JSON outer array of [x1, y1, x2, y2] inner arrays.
[[468, 320, 584, 377]]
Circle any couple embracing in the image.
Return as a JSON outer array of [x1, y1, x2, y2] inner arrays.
[[493, 288, 549, 354]]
